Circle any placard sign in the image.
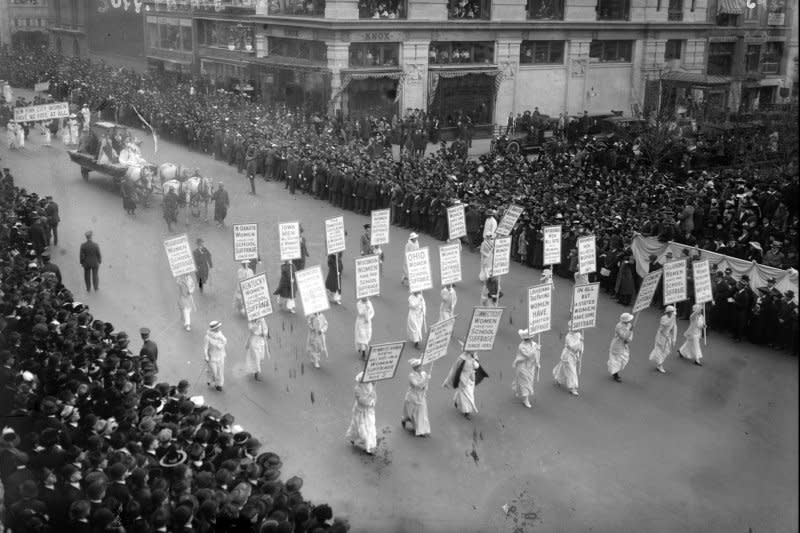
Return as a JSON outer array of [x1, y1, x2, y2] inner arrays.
[[355, 255, 381, 299], [543, 225, 562, 265], [324, 216, 346, 255], [464, 307, 505, 351], [496, 204, 524, 236], [370, 209, 390, 246], [491, 236, 512, 277], [692, 260, 713, 304], [361, 341, 406, 383], [239, 273, 273, 321], [663, 260, 687, 305], [294, 265, 330, 316], [577, 236, 596, 275], [407, 247, 433, 293], [632, 269, 663, 314], [527, 284, 552, 335], [233, 223, 258, 262], [421, 317, 457, 365], [13, 102, 69, 122], [447, 204, 467, 241], [34, 81, 51, 93], [163, 234, 196, 277], [571, 283, 600, 330], [439, 243, 462, 286], [279, 222, 301, 261]]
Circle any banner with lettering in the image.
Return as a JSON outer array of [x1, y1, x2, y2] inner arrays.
[[578, 235, 597, 275], [324, 216, 346, 256], [279, 222, 301, 261], [355, 255, 381, 299], [491, 236, 512, 277], [421, 317, 457, 365], [663, 260, 687, 305], [13, 102, 69, 123], [361, 341, 406, 383], [543, 225, 562, 266], [295, 265, 330, 316], [233, 223, 258, 262], [571, 283, 600, 330], [370, 209, 390, 246], [464, 307, 505, 351], [446, 204, 467, 241], [527, 284, 552, 335], [496, 204, 524, 237], [407, 247, 433, 293], [692, 260, 713, 304], [163, 234, 196, 277], [632, 269, 663, 314], [439, 243, 462, 286], [240, 273, 273, 321]]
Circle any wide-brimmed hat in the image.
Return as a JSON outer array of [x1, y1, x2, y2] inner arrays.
[[620, 313, 634, 323], [664, 305, 676, 313], [208, 321, 222, 330], [409, 232, 418, 240], [159, 447, 187, 468], [408, 358, 422, 368], [517, 328, 534, 340]]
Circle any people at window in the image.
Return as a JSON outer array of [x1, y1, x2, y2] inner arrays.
[[358, 0, 402, 18], [448, 0, 484, 18]]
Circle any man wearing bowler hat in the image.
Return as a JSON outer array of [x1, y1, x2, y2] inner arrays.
[[139, 328, 158, 364]]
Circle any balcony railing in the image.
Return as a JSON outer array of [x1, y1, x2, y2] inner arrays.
[[48, 22, 85, 32], [667, 8, 683, 20]]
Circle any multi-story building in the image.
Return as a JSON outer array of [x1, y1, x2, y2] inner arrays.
[[2, 0, 49, 49], [48, 0, 89, 57]]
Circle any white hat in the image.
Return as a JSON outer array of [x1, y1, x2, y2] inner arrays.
[[408, 358, 423, 367], [208, 320, 222, 330], [620, 313, 634, 323], [409, 232, 418, 240], [517, 328, 534, 340], [665, 305, 676, 313]]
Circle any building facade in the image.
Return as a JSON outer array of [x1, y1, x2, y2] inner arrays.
[[48, 0, 89, 58], [3, 0, 49, 49]]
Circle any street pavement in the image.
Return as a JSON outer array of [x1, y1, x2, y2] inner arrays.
[[2, 117, 797, 533]]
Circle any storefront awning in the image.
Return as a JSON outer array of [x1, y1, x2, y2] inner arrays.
[[254, 56, 329, 72], [717, 0, 745, 15], [661, 71, 731, 86], [332, 69, 404, 103], [428, 68, 503, 107]]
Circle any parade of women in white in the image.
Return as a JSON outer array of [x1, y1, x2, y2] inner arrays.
[[553, 322, 584, 396], [511, 329, 540, 408], [354, 298, 374, 360], [346, 372, 377, 455], [679, 304, 706, 365], [649, 306, 678, 373], [401, 359, 431, 437]]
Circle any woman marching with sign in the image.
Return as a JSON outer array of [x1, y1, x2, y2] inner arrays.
[[553, 320, 584, 396], [607, 312, 634, 382], [346, 372, 377, 455], [354, 297, 374, 360], [443, 351, 488, 420], [511, 328, 541, 408], [306, 311, 329, 369], [678, 303, 705, 366], [401, 358, 431, 437]]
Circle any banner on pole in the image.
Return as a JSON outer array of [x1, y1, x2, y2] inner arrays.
[[527, 284, 552, 335], [355, 255, 381, 299], [163, 234, 196, 277], [279, 222, 301, 261], [421, 317, 457, 365], [13, 102, 68, 122], [577, 235, 597, 275], [295, 265, 330, 316], [34, 82, 51, 93], [571, 283, 600, 330], [324, 216, 346, 255], [407, 247, 433, 293], [361, 341, 406, 383], [370, 209, 390, 246], [240, 273, 273, 321], [496, 204, 524, 236], [543, 225, 562, 266], [693, 260, 713, 304], [233, 223, 258, 262], [439, 243, 462, 286], [464, 306, 505, 351], [491, 236, 512, 277], [632, 269, 663, 314], [663, 260, 687, 305], [446, 204, 467, 241]]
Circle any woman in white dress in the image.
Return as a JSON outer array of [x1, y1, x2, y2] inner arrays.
[[479, 234, 494, 282], [354, 297, 374, 359], [6, 120, 16, 149], [15, 121, 25, 149], [401, 358, 431, 437], [553, 321, 584, 396], [345, 372, 377, 455], [68, 115, 80, 145], [306, 312, 328, 368], [407, 291, 427, 349], [42, 120, 52, 146], [233, 261, 254, 316], [443, 351, 480, 419], [61, 117, 72, 145], [439, 284, 457, 322], [648, 305, 677, 373], [608, 312, 634, 382], [245, 316, 269, 381], [177, 273, 196, 331], [678, 303, 705, 366], [512, 329, 540, 408]]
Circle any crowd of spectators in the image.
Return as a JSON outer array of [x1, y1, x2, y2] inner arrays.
[[0, 169, 350, 531]]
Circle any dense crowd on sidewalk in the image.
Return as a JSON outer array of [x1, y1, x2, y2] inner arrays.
[[0, 169, 349, 532]]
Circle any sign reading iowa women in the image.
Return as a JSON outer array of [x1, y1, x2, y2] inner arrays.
[[89, 0, 145, 58]]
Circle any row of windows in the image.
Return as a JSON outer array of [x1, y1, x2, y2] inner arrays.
[[13, 17, 46, 27], [147, 18, 193, 52], [197, 21, 254, 51], [10, 0, 47, 4]]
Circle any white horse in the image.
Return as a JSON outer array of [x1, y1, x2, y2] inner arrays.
[[158, 163, 192, 184], [124, 165, 155, 207], [184, 175, 214, 222]]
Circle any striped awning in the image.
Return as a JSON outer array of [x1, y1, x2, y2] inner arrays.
[[717, 0, 745, 15]]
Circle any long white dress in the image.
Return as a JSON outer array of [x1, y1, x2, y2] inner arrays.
[[345, 382, 377, 453], [403, 239, 419, 282], [511, 340, 540, 399], [679, 312, 705, 361], [354, 299, 374, 352], [648, 314, 677, 366], [245, 317, 269, 374], [439, 286, 457, 322], [607, 322, 633, 374], [177, 274, 196, 328], [6, 122, 16, 149], [444, 353, 479, 415], [407, 293, 427, 343], [554, 331, 584, 391], [68, 119, 80, 145], [402, 369, 431, 436], [306, 313, 329, 365], [15, 123, 24, 148], [479, 239, 494, 281], [233, 265, 255, 314]]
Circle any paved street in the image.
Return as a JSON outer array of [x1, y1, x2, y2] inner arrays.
[[3, 123, 797, 533]]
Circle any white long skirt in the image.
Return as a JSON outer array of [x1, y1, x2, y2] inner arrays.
[[403, 397, 431, 436], [553, 358, 579, 391], [679, 334, 703, 361], [345, 404, 377, 453], [245, 336, 268, 374]]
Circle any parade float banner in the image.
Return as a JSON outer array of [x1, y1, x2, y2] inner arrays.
[[439, 243, 462, 286], [34, 82, 51, 93], [164, 234, 196, 277], [421, 317, 457, 365], [663, 260, 688, 305], [355, 255, 381, 299], [279, 222, 301, 261], [693, 260, 713, 304], [88, 0, 145, 59], [632, 269, 663, 314], [578, 235, 597, 275], [361, 341, 406, 383], [543, 225, 562, 266], [407, 247, 433, 293], [527, 284, 552, 335], [464, 307, 505, 351], [496, 204, 524, 237], [571, 283, 600, 330], [491, 236, 512, 277], [370, 209, 390, 246], [240, 273, 273, 321], [14, 102, 69, 123], [295, 265, 330, 316], [233, 223, 258, 262], [324, 216, 346, 255], [447, 204, 467, 241]]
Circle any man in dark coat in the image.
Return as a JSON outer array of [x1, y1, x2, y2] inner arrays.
[[193, 238, 213, 292], [341, 170, 354, 211], [139, 327, 158, 362], [163, 186, 179, 232], [328, 165, 342, 206], [286, 154, 299, 195], [28, 216, 48, 256], [45, 196, 60, 246], [213, 183, 229, 228], [79, 230, 101, 292], [731, 277, 753, 342], [40, 251, 61, 284]]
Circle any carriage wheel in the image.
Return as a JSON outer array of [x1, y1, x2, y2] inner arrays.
[[81, 168, 89, 181], [506, 141, 521, 154]]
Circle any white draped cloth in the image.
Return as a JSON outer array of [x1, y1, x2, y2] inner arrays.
[[354, 299, 374, 351], [403, 369, 431, 436], [245, 317, 269, 374], [119, 146, 148, 167], [407, 293, 427, 342], [607, 322, 633, 374], [345, 381, 377, 453], [306, 313, 328, 365], [438, 286, 457, 322], [479, 238, 494, 281], [649, 313, 677, 366], [444, 353, 479, 415], [679, 311, 705, 361], [511, 340, 540, 399], [15, 124, 24, 148], [554, 331, 584, 391]]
